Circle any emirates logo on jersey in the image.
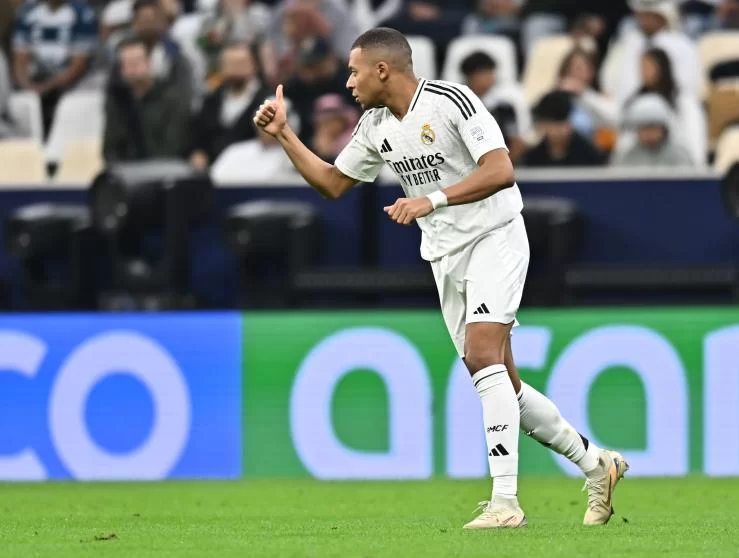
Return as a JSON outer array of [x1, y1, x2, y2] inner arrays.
[[421, 123, 436, 145]]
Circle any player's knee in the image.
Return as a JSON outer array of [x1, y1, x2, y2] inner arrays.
[[464, 342, 505, 375]]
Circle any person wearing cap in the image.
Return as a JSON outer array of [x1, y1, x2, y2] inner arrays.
[[616, 0, 701, 105], [612, 92, 695, 167], [266, 0, 358, 77], [284, 36, 355, 147], [522, 90, 607, 167], [311, 93, 359, 161]]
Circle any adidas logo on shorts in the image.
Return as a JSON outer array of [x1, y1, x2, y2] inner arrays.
[[472, 303, 490, 315]]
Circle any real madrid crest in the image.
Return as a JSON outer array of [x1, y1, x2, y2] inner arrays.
[[421, 123, 436, 145]]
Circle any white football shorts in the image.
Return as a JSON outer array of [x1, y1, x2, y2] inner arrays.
[[430, 214, 530, 357]]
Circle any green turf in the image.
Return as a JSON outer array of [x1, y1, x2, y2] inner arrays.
[[1, 478, 737, 557]]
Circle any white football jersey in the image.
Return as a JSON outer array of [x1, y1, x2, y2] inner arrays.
[[335, 78, 524, 261]]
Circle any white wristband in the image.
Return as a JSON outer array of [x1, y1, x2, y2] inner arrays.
[[426, 190, 448, 211]]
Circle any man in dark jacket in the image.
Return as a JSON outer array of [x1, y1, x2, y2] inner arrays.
[[189, 42, 269, 170], [523, 90, 606, 167], [284, 36, 355, 148], [103, 36, 191, 162]]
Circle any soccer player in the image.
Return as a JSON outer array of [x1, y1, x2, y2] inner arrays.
[[254, 27, 628, 529]]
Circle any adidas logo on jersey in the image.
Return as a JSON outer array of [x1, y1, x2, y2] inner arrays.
[[380, 139, 393, 153], [473, 303, 490, 315]]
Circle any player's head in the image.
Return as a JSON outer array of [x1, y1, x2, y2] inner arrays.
[[346, 27, 414, 110]]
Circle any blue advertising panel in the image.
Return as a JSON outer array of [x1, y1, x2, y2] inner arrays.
[[0, 312, 241, 480]]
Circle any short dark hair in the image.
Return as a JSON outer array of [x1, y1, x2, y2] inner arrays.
[[460, 51, 497, 77], [133, 0, 160, 14], [533, 91, 573, 123], [116, 35, 148, 54], [351, 27, 412, 71]]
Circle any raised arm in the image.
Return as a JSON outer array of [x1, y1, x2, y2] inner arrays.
[[254, 85, 357, 199]]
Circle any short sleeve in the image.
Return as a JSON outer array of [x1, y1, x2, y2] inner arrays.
[[452, 84, 508, 164], [71, 5, 97, 54], [334, 111, 385, 183]]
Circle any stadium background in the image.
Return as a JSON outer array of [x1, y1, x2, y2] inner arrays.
[[0, 0, 739, 556]]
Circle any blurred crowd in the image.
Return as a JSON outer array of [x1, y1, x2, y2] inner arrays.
[[2, 0, 739, 182]]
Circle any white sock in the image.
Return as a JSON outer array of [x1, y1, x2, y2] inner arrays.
[[473, 364, 520, 501], [517, 382, 601, 476]]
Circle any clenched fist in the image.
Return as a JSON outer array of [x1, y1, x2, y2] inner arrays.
[[383, 197, 434, 225], [253, 84, 287, 137]]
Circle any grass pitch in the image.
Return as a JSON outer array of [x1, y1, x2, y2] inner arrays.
[[1, 478, 737, 557]]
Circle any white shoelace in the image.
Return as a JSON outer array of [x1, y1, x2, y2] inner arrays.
[[583, 475, 608, 511]]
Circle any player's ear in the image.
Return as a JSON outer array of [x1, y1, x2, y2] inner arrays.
[[377, 61, 390, 82]]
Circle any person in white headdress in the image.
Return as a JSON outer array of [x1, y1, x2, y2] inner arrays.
[[616, 0, 701, 105]]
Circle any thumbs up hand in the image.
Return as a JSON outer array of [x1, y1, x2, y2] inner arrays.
[[253, 84, 288, 137]]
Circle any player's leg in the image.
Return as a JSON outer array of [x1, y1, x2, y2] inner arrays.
[[460, 219, 529, 529], [505, 333, 630, 525], [462, 321, 526, 529], [430, 251, 524, 529]]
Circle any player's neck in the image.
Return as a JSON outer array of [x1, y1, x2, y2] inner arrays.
[[383, 75, 421, 121]]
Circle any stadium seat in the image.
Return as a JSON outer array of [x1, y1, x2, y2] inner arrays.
[[406, 36, 437, 80], [54, 139, 104, 185], [441, 35, 517, 87], [522, 35, 596, 105], [707, 83, 739, 143], [714, 126, 739, 174], [45, 90, 105, 164], [8, 91, 43, 143], [0, 139, 47, 184], [698, 31, 739, 98]]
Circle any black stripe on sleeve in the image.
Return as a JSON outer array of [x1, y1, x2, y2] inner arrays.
[[424, 87, 469, 120], [427, 82, 476, 117]]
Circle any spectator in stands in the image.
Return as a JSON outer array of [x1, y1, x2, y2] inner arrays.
[[460, 51, 530, 161], [189, 42, 270, 171], [104, 36, 191, 162], [311, 93, 359, 162], [575, 1, 630, 55], [520, 0, 577, 56], [265, 0, 357, 84], [626, 47, 707, 166], [284, 36, 355, 148], [523, 90, 606, 167], [556, 48, 619, 151], [116, 0, 194, 101], [681, 0, 724, 37], [616, 0, 701, 105], [383, 0, 467, 51], [211, 127, 299, 183], [12, 0, 97, 134], [710, 0, 739, 30], [197, 0, 271, 81], [462, 0, 522, 45], [613, 93, 695, 167]]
